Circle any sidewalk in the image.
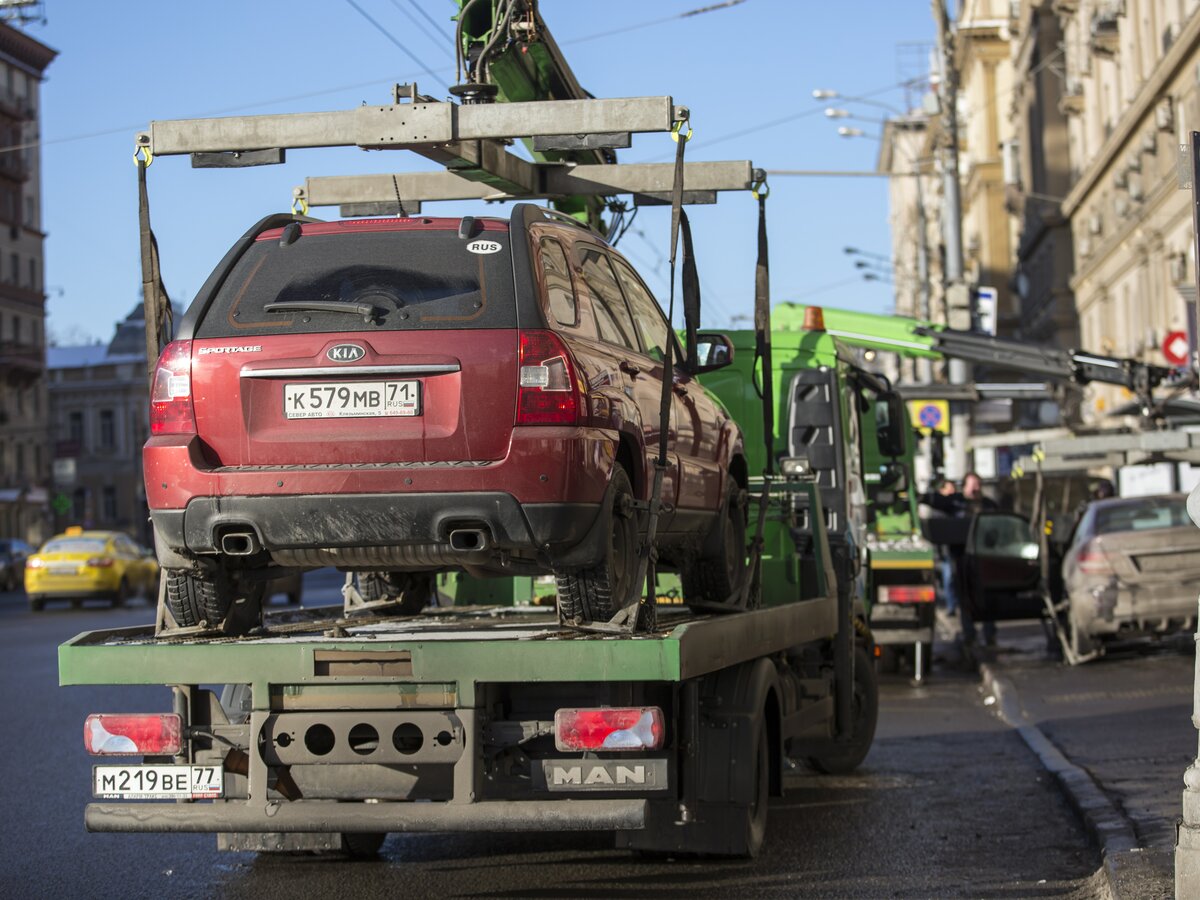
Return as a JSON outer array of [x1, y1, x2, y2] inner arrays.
[[941, 614, 1190, 899]]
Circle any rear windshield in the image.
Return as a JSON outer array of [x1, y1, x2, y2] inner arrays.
[[43, 538, 107, 554], [195, 229, 516, 337], [1093, 497, 1191, 535]]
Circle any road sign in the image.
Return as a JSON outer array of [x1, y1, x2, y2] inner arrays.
[[974, 286, 997, 335], [908, 399, 950, 435], [1163, 329, 1190, 366]]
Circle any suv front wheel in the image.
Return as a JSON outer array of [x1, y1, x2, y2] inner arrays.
[[555, 468, 639, 626]]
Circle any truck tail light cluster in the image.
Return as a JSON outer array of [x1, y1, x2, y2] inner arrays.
[[554, 707, 665, 752], [150, 340, 197, 436], [516, 330, 580, 425], [85, 714, 183, 756], [876, 584, 936, 604]]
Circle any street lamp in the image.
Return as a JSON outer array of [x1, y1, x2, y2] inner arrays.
[[811, 88, 905, 116]]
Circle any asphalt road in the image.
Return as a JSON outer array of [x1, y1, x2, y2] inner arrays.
[[1, 578, 1108, 899]]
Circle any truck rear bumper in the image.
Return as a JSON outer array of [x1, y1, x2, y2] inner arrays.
[[85, 798, 647, 833]]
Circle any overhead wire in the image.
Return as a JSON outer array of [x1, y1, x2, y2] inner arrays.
[[344, 0, 450, 92], [559, 0, 749, 47], [386, 0, 456, 58], [404, 0, 455, 41]]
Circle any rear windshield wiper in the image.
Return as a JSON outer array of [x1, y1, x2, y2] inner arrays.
[[263, 300, 383, 323]]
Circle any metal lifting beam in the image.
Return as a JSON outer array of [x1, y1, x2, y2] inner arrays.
[[296, 161, 757, 209], [139, 96, 678, 156]]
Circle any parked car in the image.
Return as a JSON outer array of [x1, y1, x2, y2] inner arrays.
[[1061, 493, 1200, 656], [0, 538, 32, 591], [25, 529, 160, 610], [145, 205, 746, 632]]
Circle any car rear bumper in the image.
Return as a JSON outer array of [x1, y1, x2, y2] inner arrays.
[[1068, 574, 1200, 635], [152, 492, 608, 571]]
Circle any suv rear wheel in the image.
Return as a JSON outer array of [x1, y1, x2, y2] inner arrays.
[[555, 468, 638, 626], [165, 568, 241, 629], [683, 478, 749, 607]]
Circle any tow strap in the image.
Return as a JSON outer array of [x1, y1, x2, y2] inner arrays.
[[136, 142, 173, 388]]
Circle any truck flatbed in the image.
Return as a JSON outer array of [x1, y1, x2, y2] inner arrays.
[[60, 598, 838, 701]]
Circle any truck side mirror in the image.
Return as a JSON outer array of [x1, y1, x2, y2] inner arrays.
[[692, 333, 735, 374]]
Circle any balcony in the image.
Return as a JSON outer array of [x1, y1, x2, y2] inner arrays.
[[0, 341, 42, 384]]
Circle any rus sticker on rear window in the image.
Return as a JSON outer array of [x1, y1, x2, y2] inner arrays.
[[466, 239, 502, 254]]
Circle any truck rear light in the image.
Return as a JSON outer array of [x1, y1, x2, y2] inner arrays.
[[1077, 541, 1112, 575], [877, 585, 936, 604], [85, 714, 183, 756], [516, 330, 580, 425], [554, 707, 665, 752], [150, 340, 197, 436], [85, 557, 114, 568]]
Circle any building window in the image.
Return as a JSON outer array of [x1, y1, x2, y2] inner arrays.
[[28, 258, 36, 291], [72, 487, 86, 522], [10, 252, 18, 286], [99, 409, 115, 450], [68, 410, 83, 446], [102, 485, 117, 522], [12, 314, 19, 343], [15, 443, 23, 478]]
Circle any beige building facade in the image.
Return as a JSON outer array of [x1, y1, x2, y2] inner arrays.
[[1057, 0, 1200, 420], [0, 21, 54, 543]]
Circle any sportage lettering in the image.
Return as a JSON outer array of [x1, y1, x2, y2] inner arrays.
[[197, 345, 262, 355]]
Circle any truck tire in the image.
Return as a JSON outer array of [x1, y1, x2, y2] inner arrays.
[[355, 572, 432, 616], [165, 569, 233, 629], [735, 714, 770, 858], [807, 644, 878, 775], [683, 479, 748, 607], [555, 468, 637, 626]]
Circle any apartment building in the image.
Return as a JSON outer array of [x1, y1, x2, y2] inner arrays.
[[0, 20, 54, 543], [46, 307, 151, 544], [1057, 0, 1200, 420]]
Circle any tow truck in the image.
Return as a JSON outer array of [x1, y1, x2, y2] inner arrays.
[[59, 1, 881, 859]]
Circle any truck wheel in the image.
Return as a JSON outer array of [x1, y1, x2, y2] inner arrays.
[[356, 572, 432, 616], [807, 644, 879, 775], [340, 832, 386, 859], [682, 480, 748, 607], [555, 468, 637, 626], [735, 717, 770, 858], [165, 569, 233, 629]]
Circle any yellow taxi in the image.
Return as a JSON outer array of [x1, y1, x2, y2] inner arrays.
[[25, 528, 159, 611]]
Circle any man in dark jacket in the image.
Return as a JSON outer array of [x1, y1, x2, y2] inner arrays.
[[920, 472, 998, 649]]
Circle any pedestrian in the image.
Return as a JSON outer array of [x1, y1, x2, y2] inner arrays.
[[934, 478, 958, 615], [920, 472, 999, 653]]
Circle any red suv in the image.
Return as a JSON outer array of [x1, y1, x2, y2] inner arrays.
[[146, 204, 746, 631]]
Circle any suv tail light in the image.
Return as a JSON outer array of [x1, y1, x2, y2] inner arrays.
[[150, 340, 196, 436], [1076, 540, 1112, 575], [554, 707, 665, 752], [516, 330, 580, 425], [877, 584, 936, 604], [85, 713, 183, 755]]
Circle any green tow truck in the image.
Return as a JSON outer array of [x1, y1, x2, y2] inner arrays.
[[58, 13, 884, 851], [701, 306, 937, 682]]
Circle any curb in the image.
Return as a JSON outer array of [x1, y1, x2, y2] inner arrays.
[[980, 662, 1139, 899]]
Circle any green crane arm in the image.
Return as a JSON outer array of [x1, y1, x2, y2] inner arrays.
[[776, 302, 1173, 399], [455, 0, 616, 228]]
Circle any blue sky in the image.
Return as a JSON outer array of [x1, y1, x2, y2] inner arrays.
[[31, 0, 935, 345]]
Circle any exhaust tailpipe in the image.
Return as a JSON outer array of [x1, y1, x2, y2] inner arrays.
[[448, 529, 489, 552], [220, 531, 261, 556]]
